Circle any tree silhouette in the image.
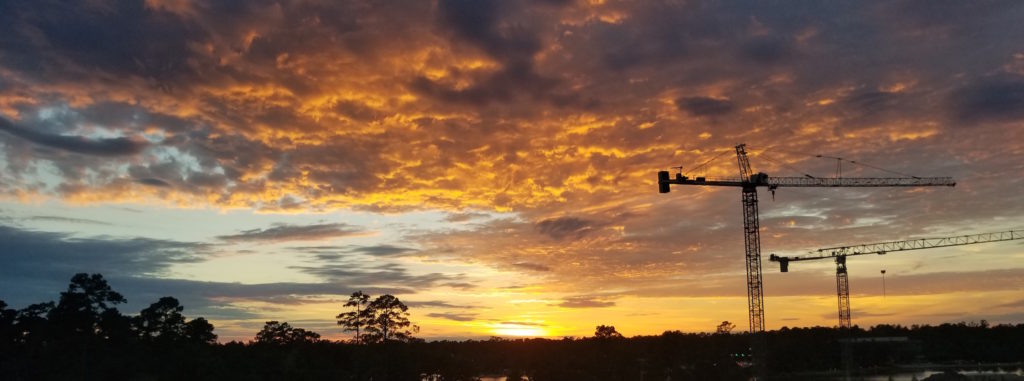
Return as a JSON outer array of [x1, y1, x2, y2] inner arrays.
[[98, 307, 134, 341], [336, 290, 370, 343], [0, 300, 14, 345], [0, 300, 11, 322], [184, 317, 217, 344], [11, 302, 53, 344], [134, 297, 187, 341], [594, 325, 623, 338], [716, 321, 736, 335], [362, 294, 418, 343], [48, 273, 126, 337], [132, 296, 217, 344], [255, 321, 321, 344]]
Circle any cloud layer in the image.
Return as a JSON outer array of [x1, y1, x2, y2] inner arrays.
[[0, 0, 1017, 213]]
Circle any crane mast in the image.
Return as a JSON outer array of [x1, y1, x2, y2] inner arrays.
[[737, 144, 767, 335], [657, 143, 954, 373], [836, 255, 851, 328], [769, 230, 1024, 328]]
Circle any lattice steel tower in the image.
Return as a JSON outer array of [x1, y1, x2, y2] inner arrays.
[[657, 143, 955, 373]]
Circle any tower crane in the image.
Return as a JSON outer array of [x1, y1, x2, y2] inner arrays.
[[769, 230, 1024, 328], [656, 144, 954, 367]]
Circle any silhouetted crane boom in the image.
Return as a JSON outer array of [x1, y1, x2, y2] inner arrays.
[[770, 177, 956, 187], [769, 229, 1024, 329], [659, 175, 956, 189], [777, 229, 1024, 265]]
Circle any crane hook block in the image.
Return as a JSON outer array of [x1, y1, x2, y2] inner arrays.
[[658, 171, 671, 193], [769, 254, 789, 272]]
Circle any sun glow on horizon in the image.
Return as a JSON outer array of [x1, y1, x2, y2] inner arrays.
[[492, 324, 548, 337]]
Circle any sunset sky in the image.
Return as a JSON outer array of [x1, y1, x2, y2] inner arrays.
[[2, 0, 1024, 342]]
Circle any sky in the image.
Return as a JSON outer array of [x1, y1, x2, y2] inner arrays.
[[1, 0, 1024, 342]]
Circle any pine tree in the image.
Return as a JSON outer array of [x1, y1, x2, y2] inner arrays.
[[336, 291, 370, 343], [361, 294, 418, 343]]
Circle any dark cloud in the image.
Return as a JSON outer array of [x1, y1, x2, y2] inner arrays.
[[512, 262, 551, 272], [125, 162, 231, 194], [26, 216, 112, 226], [436, 0, 541, 63], [997, 299, 1024, 309], [879, 0, 1022, 34], [442, 212, 491, 222], [135, 177, 171, 187], [0, 0, 207, 83], [409, 62, 588, 109], [739, 36, 792, 64], [333, 100, 387, 122], [218, 223, 365, 242], [0, 224, 204, 279], [348, 244, 417, 257], [291, 260, 465, 290], [842, 91, 903, 113], [535, 216, 599, 240], [0, 117, 147, 156], [406, 300, 478, 309], [442, 282, 478, 290], [674, 97, 736, 117], [428, 312, 477, 322], [287, 246, 347, 260], [0, 224, 206, 306], [291, 244, 418, 259], [557, 296, 615, 308], [841, 309, 896, 319], [595, 3, 701, 71], [102, 276, 414, 322], [0, 223, 436, 323], [949, 76, 1024, 123], [419, 0, 589, 109], [76, 102, 194, 133], [500, 321, 546, 327]]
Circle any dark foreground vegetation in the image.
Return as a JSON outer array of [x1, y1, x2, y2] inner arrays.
[[3, 274, 1023, 380]]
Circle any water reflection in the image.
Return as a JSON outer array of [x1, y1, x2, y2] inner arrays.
[[804, 367, 1024, 381]]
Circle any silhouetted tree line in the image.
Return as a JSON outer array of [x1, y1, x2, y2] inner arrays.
[[0, 273, 217, 380], [766, 322, 1024, 376], [3, 274, 1023, 380]]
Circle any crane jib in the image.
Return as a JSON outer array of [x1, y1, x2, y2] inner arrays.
[[774, 230, 1024, 263], [657, 171, 956, 189]]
